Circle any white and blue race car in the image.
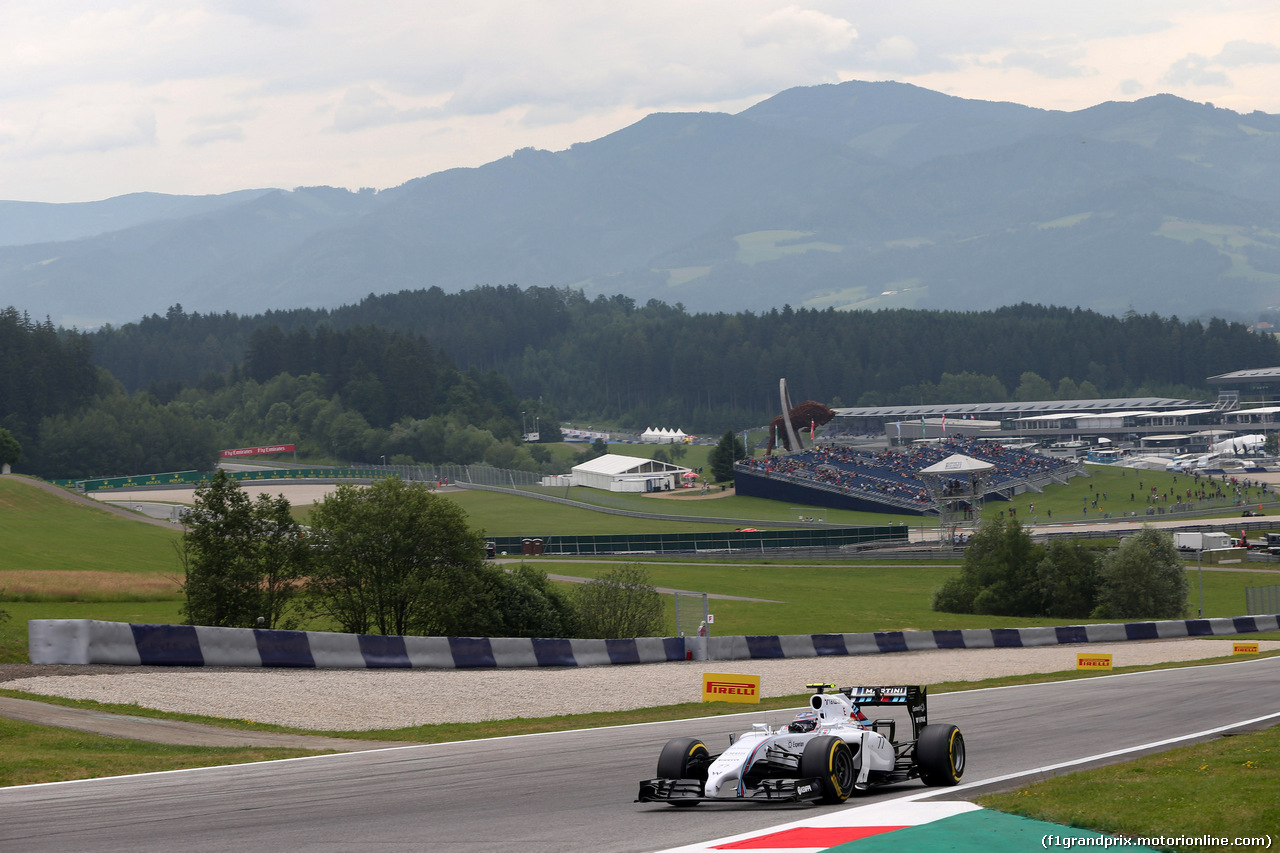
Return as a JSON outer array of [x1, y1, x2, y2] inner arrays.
[[637, 683, 964, 805]]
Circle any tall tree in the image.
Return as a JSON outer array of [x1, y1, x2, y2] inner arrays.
[[0, 428, 21, 469], [306, 478, 487, 636], [709, 430, 745, 483], [179, 471, 310, 628]]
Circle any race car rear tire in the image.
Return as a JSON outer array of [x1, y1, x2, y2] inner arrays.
[[657, 737, 710, 804], [916, 724, 965, 786], [799, 736, 855, 804]]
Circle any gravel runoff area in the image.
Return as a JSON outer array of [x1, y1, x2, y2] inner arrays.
[[4, 638, 1277, 732]]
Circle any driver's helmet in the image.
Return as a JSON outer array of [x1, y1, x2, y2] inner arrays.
[[788, 710, 819, 733]]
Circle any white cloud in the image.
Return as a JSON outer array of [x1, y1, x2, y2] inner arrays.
[[20, 103, 157, 156], [1000, 49, 1093, 79], [740, 5, 857, 52], [1212, 39, 1280, 67], [1163, 53, 1232, 87], [328, 85, 441, 133], [867, 36, 919, 65], [184, 125, 245, 146]]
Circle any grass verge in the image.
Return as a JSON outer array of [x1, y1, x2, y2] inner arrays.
[[0, 715, 326, 787], [978, 724, 1279, 852]]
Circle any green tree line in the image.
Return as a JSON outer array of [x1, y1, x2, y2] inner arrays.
[[89, 290, 1278, 433], [5, 288, 1279, 478]]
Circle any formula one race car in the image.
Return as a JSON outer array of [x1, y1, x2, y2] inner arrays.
[[636, 683, 964, 805]]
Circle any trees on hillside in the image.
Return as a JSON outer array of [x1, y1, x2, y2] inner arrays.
[[179, 471, 310, 629], [86, 290, 1280, 436]]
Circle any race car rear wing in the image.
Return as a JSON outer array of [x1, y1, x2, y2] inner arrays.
[[808, 683, 929, 741]]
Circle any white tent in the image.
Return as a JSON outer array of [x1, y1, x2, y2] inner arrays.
[[570, 453, 692, 492], [918, 454, 996, 475]]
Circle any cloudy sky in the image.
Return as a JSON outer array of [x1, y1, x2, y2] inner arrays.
[[3, 0, 1278, 203]]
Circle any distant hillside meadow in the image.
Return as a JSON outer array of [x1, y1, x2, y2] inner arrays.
[[0, 80, 1278, 329]]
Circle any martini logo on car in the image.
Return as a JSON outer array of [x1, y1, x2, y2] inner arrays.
[[1076, 653, 1113, 671], [702, 672, 762, 704]]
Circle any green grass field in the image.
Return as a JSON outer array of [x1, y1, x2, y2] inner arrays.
[[0, 477, 180, 575], [979, 722, 1280, 851], [0, 715, 325, 787]]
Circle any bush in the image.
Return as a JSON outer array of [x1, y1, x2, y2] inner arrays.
[[933, 516, 1045, 615], [574, 564, 666, 639], [1093, 527, 1187, 620], [1036, 541, 1102, 618], [470, 564, 580, 638]]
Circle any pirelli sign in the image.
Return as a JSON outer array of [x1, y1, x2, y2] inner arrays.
[[702, 672, 761, 704], [1076, 653, 1113, 671]]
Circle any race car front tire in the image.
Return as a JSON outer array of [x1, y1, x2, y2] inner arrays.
[[656, 737, 710, 804], [916, 724, 965, 786], [799, 735, 855, 803]]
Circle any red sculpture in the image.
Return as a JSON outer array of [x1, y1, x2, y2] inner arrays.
[[766, 401, 835, 453]]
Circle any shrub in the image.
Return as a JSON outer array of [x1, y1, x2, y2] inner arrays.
[[933, 516, 1045, 615], [574, 564, 666, 639], [470, 564, 580, 638], [1093, 527, 1187, 619], [1036, 541, 1102, 618]]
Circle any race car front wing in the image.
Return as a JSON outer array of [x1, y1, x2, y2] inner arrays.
[[636, 776, 825, 805]]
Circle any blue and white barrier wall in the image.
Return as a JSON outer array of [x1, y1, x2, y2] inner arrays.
[[27, 620, 687, 668], [29, 615, 1280, 669], [706, 614, 1280, 660]]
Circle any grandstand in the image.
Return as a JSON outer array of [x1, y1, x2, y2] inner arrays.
[[734, 436, 1084, 516]]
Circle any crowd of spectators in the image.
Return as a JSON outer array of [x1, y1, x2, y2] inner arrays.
[[737, 436, 1078, 510]]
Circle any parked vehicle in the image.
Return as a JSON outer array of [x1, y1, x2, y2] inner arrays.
[[1173, 532, 1232, 552]]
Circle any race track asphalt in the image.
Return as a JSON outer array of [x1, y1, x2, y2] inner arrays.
[[1, 656, 1277, 853]]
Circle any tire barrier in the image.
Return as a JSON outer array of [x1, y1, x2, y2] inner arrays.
[[27, 614, 1279, 669], [26, 620, 686, 668], [706, 614, 1280, 660]]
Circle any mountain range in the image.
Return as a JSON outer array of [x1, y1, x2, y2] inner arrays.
[[3, 80, 1279, 329]]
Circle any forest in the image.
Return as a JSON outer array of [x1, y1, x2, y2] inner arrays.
[[3, 288, 1278, 480]]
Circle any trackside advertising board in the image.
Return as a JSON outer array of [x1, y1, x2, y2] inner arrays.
[[702, 673, 761, 704], [219, 444, 296, 458], [1076, 652, 1113, 671], [1234, 642, 1260, 655]]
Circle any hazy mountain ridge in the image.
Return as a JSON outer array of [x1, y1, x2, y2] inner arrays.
[[2, 80, 1278, 327]]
